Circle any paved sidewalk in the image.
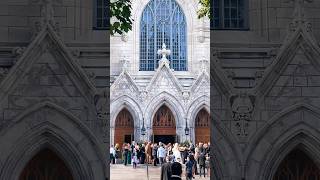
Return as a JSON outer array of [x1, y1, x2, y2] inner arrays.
[[110, 164, 210, 180]]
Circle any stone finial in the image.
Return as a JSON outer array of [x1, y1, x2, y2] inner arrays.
[[199, 58, 209, 72], [157, 43, 171, 66], [120, 55, 130, 72], [30, 0, 61, 36], [285, 0, 313, 33]]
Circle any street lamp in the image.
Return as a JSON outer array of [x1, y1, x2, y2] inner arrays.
[[141, 118, 146, 136], [184, 118, 189, 136]]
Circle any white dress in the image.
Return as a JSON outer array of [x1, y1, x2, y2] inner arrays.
[[173, 149, 181, 162]]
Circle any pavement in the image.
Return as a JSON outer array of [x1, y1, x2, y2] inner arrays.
[[110, 163, 210, 180]]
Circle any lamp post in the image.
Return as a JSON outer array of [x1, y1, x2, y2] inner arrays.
[[185, 117, 190, 137], [141, 117, 149, 180], [141, 118, 146, 136]]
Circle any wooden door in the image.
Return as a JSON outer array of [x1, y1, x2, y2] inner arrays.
[[153, 105, 176, 136], [19, 149, 73, 180], [114, 108, 134, 147], [195, 108, 210, 144], [273, 149, 320, 180]]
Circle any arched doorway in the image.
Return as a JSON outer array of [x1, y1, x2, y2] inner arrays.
[[273, 148, 320, 180], [19, 148, 73, 180], [195, 108, 210, 144], [114, 108, 134, 147], [152, 105, 176, 144]]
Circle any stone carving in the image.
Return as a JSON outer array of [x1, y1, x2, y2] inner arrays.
[[120, 56, 130, 72], [157, 43, 171, 66], [30, 0, 61, 37], [12, 47, 26, 64], [0, 68, 9, 80], [94, 90, 108, 120], [285, 0, 313, 34], [230, 92, 255, 136]]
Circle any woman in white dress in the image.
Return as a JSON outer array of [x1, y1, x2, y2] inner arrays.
[[172, 143, 181, 163]]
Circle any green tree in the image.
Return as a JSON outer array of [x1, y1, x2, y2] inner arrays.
[[197, 0, 210, 19], [110, 0, 210, 35], [110, 0, 133, 35]]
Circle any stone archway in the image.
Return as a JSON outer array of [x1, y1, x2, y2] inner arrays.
[[273, 148, 320, 180], [152, 105, 176, 144], [19, 148, 73, 180], [195, 108, 210, 144], [114, 108, 134, 147]]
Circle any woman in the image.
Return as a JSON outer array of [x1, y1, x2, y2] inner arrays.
[[172, 143, 181, 163], [145, 142, 152, 164]]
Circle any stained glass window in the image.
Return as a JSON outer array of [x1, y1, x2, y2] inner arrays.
[[213, 0, 247, 29], [94, 0, 109, 30], [140, 0, 187, 71]]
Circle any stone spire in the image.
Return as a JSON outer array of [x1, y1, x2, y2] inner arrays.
[[157, 43, 171, 66]]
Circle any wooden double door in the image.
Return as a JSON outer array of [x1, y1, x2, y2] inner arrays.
[[195, 108, 210, 144], [114, 108, 134, 147], [152, 105, 176, 143]]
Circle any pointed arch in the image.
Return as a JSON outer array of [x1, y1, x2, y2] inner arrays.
[[110, 95, 143, 128], [145, 92, 184, 131], [114, 108, 135, 147], [211, 111, 242, 179], [245, 103, 320, 180], [0, 101, 106, 180]]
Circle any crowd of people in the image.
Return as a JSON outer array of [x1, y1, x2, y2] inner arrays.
[[110, 141, 211, 179]]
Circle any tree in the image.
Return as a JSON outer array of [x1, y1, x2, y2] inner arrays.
[[197, 0, 210, 19], [110, 0, 210, 35], [110, 0, 133, 35]]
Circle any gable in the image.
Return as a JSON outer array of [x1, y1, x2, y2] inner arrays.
[[110, 71, 140, 99], [190, 71, 210, 96], [260, 40, 320, 115], [0, 25, 97, 123], [146, 62, 183, 96], [255, 26, 320, 98], [0, 25, 96, 102]]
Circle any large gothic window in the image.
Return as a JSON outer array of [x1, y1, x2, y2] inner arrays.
[[94, 0, 108, 30], [140, 0, 187, 71], [213, 0, 248, 29]]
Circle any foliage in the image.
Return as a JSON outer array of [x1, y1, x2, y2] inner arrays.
[[110, 0, 133, 35], [180, 140, 190, 147], [197, 0, 210, 19], [110, 0, 210, 35]]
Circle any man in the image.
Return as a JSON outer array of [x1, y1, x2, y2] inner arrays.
[[185, 156, 194, 180], [157, 143, 167, 165], [170, 162, 182, 180], [110, 145, 116, 164], [160, 155, 172, 180], [152, 143, 158, 166], [198, 152, 206, 177]]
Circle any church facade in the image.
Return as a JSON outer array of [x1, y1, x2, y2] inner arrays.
[[211, 0, 320, 179], [110, 0, 210, 145], [0, 0, 108, 179]]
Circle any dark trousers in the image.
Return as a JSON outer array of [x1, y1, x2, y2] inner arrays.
[[124, 154, 128, 166], [153, 155, 157, 166], [199, 165, 206, 177], [110, 155, 115, 164]]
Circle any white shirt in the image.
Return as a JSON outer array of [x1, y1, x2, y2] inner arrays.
[[157, 146, 167, 158], [110, 147, 116, 156]]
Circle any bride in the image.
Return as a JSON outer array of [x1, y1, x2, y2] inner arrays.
[[172, 143, 181, 162]]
